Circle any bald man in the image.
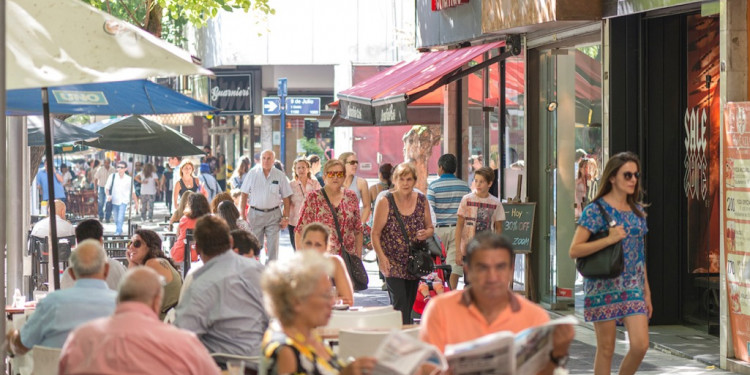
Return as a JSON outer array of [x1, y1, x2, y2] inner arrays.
[[7, 240, 117, 355], [59, 268, 220, 375], [30, 199, 76, 238], [239, 149, 292, 262]]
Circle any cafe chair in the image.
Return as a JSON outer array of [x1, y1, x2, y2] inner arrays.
[[210, 353, 259, 375], [324, 309, 402, 331], [32, 346, 61, 375], [338, 329, 391, 360]]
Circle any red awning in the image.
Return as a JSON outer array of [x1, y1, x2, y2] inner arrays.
[[337, 41, 507, 125]]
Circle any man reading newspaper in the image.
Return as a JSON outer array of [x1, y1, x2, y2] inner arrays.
[[420, 233, 575, 374]]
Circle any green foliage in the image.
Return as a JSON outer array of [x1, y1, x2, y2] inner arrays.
[[577, 45, 601, 61], [82, 0, 273, 44], [299, 138, 325, 161]]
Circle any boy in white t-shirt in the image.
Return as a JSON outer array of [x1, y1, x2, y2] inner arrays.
[[455, 167, 506, 268]]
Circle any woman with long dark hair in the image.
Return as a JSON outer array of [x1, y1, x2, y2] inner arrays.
[[216, 200, 251, 232], [569, 152, 651, 375], [127, 229, 183, 320], [170, 193, 211, 263]]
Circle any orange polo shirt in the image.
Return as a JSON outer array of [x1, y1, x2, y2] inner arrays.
[[420, 287, 550, 352]]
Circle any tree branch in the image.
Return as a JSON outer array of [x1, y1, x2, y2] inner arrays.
[[117, 0, 144, 28], [105, 0, 111, 14]]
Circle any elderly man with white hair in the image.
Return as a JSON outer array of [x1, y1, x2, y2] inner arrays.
[[239, 149, 293, 262], [6, 239, 117, 355], [59, 268, 220, 375]]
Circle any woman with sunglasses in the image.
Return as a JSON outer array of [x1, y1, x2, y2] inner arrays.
[[295, 160, 363, 260], [172, 159, 207, 209], [569, 152, 651, 375], [338, 152, 371, 225], [288, 158, 321, 251], [127, 229, 183, 320]]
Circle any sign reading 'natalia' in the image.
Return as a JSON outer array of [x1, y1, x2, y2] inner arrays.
[[431, 0, 469, 11]]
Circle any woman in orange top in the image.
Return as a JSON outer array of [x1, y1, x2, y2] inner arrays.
[[170, 192, 210, 263]]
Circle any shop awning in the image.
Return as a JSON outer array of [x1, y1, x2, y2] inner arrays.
[[337, 40, 514, 125]]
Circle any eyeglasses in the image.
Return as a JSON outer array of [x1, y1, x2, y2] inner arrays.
[[117, 166, 126, 169], [325, 171, 346, 178], [127, 240, 143, 248], [623, 172, 640, 180], [347, 160, 359, 165]]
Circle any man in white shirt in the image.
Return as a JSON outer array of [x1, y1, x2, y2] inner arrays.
[[106, 161, 136, 235], [31, 200, 76, 239], [239, 149, 292, 262]]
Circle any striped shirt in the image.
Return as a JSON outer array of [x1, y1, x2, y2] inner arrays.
[[427, 174, 471, 226]]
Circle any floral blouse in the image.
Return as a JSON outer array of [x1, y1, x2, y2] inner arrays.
[[262, 327, 345, 375], [295, 189, 362, 256], [289, 178, 322, 226]]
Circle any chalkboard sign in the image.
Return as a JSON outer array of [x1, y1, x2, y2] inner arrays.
[[502, 203, 536, 253]]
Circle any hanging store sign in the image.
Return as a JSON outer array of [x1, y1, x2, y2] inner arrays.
[[339, 100, 374, 124], [432, 0, 469, 11], [209, 74, 253, 114], [723, 102, 750, 363], [374, 101, 407, 126]]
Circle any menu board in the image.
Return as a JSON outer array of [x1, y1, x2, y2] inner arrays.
[[723, 102, 750, 362], [502, 203, 536, 253]]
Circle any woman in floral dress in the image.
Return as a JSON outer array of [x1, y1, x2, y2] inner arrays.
[[569, 151, 652, 375], [295, 160, 363, 257], [372, 163, 434, 324]]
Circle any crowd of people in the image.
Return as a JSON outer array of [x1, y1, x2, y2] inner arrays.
[[19, 148, 652, 375]]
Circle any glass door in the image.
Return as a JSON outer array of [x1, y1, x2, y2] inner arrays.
[[534, 42, 603, 311]]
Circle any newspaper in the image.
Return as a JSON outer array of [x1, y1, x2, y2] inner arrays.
[[372, 316, 576, 375], [444, 315, 578, 375], [373, 330, 448, 375]]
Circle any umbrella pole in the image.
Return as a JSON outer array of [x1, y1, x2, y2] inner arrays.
[[0, 0, 6, 366], [42, 87, 61, 290], [127, 168, 134, 235]]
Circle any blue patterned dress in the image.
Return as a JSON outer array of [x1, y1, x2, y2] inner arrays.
[[578, 199, 649, 322]]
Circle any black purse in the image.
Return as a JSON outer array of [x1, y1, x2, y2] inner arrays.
[[321, 189, 369, 291], [575, 200, 624, 279], [387, 193, 434, 278]]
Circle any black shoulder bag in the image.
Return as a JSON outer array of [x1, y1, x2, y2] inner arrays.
[[387, 193, 434, 278], [321, 189, 369, 291], [575, 200, 624, 279]]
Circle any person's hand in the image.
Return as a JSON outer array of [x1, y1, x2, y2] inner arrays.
[[645, 293, 653, 319], [341, 357, 377, 375], [434, 283, 445, 294], [279, 217, 289, 228], [379, 256, 391, 277], [416, 229, 429, 241], [106, 196, 112, 202], [551, 324, 575, 358], [607, 225, 627, 245], [455, 250, 464, 266]]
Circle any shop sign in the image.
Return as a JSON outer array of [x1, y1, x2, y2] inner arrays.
[[723, 102, 750, 362], [431, 0, 468, 11], [339, 100, 374, 124], [209, 74, 253, 114], [374, 102, 407, 125]]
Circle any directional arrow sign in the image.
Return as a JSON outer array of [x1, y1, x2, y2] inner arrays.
[[262, 97, 281, 116]]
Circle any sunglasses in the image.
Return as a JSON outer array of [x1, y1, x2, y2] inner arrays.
[[325, 171, 346, 178], [622, 172, 640, 180], [117, 166, 127, 169], [127, 240, 143, 248], [347, 160, 359, 165]]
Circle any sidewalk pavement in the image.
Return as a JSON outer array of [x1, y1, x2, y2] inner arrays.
[[108, 200, 738, 374]]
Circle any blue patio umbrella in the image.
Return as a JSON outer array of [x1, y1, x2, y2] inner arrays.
[[7, 79, 216, 115]]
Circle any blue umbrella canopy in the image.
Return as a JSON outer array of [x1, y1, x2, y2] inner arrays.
[[7, 79, 216, 116], [82, 115, 204, 157], [26, 116, 100, 146]]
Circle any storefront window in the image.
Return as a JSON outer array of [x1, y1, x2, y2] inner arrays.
[[503, 51, 526, 201]]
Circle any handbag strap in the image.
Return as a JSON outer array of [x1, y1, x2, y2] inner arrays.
[[386, 192, 411, 244], [594, 200, 616, 228], [320, 188, 346, 253]]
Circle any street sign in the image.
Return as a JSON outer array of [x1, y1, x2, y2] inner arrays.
[[262, 97, 321, 116], [278, 78, 287, 97], [286, 97, 320, 116], [262, 97, 281, 116]]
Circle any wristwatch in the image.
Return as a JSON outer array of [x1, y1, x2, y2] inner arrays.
[[550, 351, 569, 368], [282, 216, 289, 220]]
